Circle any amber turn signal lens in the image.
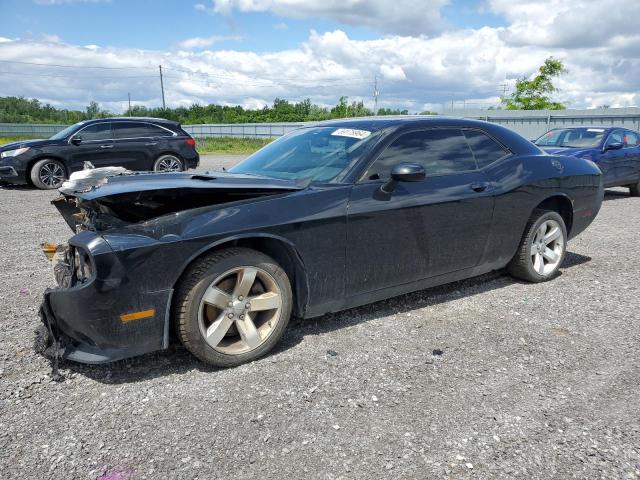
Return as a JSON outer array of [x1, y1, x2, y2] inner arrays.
[[41, 242, 59, 261], [120, 309, 155, 323]]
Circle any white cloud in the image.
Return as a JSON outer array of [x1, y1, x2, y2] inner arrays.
[[177, 35, 242, 49], [488, 0, 640, 48], [274, 22, 288, 31], [200, 0, 449, 36]]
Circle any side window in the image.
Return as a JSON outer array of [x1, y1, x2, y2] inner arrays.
[[113, 122, 167, 139], [79, 123, 111, 141], [463, 130, 510, 168], [365, 128, 476, 180], [607, 130, 624, 145], [623, 130, 638, 147]]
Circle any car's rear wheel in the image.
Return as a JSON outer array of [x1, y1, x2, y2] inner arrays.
[[629, 180, 640, 197], [508, 209, 567, 283], [153, 154, 183, 172], [30, 159, 66, 190], [174, 247, 292, 367]]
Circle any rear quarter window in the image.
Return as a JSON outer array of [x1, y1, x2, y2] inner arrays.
[[463, 130, 510, 168]]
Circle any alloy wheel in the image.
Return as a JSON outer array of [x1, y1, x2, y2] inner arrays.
[[39, 162, 65, 188], [530, 219, 564, 276], [198, 266, 283, 355], [156, 156, 182, 172]]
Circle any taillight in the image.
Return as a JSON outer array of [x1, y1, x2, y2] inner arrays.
[[185, 138, 196, 147]]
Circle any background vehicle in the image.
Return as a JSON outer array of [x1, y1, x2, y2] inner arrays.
[[40, 118, 603, 368], [535, 126, 640, 195], [0, 117, 199, 189]]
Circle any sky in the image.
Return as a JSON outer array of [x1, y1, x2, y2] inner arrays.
[[0, 0, 638, 113]]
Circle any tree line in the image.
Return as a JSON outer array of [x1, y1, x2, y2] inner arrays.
[[0, 95, 434, 125]]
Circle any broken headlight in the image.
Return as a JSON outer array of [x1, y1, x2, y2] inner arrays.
[[72, 246, 94, 285]]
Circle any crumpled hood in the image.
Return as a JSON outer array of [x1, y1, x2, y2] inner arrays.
[[0, 138, 62, 150], [54, 169, 307, 230], [71, 170, 305, 200]]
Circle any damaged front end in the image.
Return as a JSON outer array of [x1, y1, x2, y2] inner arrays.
[[39, 167, 305, 365]]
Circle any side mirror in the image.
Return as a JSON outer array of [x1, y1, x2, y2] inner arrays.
[[605, 142, 624, 151], [381, 162, 426, 194], [70, 135, 82, 146]]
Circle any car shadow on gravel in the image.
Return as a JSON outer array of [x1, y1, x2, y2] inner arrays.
[[0, 183, 34, 191], [603, 190, 633, 201], [55, 251, 592, 384]]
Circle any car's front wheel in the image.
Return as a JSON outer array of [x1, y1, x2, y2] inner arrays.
[[173, 248, 292, 367], [153, 154, 183, 172], [508, 209, 567, 283], [629, 180, 640, 197], [30, 158, 66, 189]]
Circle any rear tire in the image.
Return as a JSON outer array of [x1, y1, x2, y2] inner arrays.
[[630, 181, 640, 197], [508, 209, 567, 283], [30, 159, 66, 190], [153, 154, 183, 172], [173, 247, 292, 367]]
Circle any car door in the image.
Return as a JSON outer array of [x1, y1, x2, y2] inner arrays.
[[601, 129, 628, 187], [346, 128, 494, 297], [67, 122, 115, 172], [618, 130, 640, 184], [111, 121, 159, 171]]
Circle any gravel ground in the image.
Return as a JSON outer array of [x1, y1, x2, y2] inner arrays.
[[0, 156, 639, 479]]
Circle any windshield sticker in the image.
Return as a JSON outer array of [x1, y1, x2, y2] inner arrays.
[[331, 128, 372, 140], [587, 128, 605, 132]]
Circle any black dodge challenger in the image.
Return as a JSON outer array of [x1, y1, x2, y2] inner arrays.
[[40, 117, 604, 367]]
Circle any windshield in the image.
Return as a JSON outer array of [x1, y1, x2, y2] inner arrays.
[[535, 128, 607, 148], [229, 126, 381, 182], [49, 122, 83, 140]]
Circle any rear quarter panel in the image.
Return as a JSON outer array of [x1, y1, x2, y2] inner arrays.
[[482, 153, 602, 268]]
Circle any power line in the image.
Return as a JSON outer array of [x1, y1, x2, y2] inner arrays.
[[0, 70, 159, 79], [0, 59, 157, 70]]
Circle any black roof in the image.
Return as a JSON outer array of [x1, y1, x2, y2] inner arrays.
[[315, 115, 508, 131], [314, 116, 541, 155]]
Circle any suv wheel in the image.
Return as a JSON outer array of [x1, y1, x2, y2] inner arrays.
[[153, 155, 183, 172], [30, 159, 66, 190], [173, 248, 293, 367], [630, 180, 640, 197]]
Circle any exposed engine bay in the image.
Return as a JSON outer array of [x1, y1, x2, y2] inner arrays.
[[51, 166, 305, 232]]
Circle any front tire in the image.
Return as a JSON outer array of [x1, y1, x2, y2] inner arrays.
[[173, 248, 292, 367], [30, 159, 66, 189], [153, 154, 183, 172], [508, 209, 567, 283], [630, 181, 640, 197]]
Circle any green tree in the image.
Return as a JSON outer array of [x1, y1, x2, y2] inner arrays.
[[504, 57, 567, 110]]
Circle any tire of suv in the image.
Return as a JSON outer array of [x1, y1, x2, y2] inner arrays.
[[629, 180, 640, 197], [153, 154, 183, 172], [508, 209, 568, 283], [30, 158, 66, 190], [173, 247, 293, 367]]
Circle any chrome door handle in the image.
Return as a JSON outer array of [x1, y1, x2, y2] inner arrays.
[[100, 145, 114, 149], [145, 142, 157, 146]]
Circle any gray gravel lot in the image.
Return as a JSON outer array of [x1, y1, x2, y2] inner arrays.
[[0, 156, 639, 479]]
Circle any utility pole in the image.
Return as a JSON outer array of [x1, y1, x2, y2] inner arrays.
[[373, 75, 380, 115], [159, 65, 166, 109], [127, 92, 131, 115], [500, 82, 509, 103]]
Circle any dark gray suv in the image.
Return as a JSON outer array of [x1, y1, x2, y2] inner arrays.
[[0, 117, 200, 189]]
